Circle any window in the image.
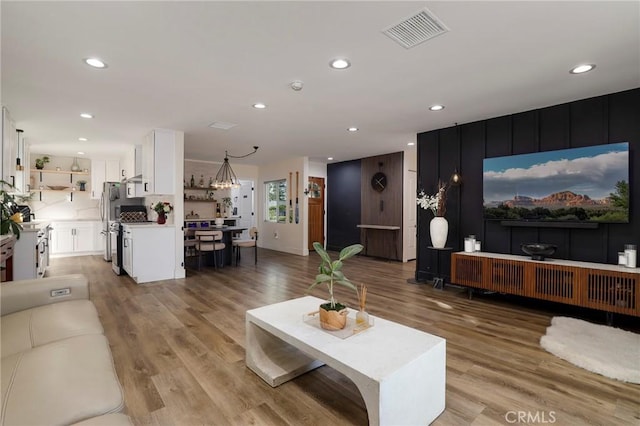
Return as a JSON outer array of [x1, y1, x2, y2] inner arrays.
[[265, 179, 287, 223]]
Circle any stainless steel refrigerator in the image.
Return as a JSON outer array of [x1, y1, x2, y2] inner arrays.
[[100, 182, 144, 261]]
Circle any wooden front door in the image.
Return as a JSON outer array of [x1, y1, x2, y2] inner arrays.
[[307, 176, 325, 250]]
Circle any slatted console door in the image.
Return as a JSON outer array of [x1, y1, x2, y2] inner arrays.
[[451, 252, 640, 317]]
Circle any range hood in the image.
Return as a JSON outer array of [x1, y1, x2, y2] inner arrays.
[[125, 174, 143, 183]]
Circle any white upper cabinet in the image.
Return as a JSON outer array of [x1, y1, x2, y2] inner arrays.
[[142, 129, 176, 195], [2, 107, 18, 187], [91, 159, 120, 199]]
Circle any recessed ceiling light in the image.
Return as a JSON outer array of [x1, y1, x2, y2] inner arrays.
[[347, 127, 358, 132], [407, 142, 415, 146], [77, 151, 85, 155], [429, 105, 444, 111], [253, 103, 267, 109], [84, 58, 108, 69], [80, 113, 93, 119], [570, 64, 595, 74], [330, 58, 351, 69], [78, 137, 88, 141], [327, 157, 334, 161]]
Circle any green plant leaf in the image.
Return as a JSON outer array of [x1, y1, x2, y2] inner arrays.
[[332, 270, 345, 281], [314, 273, 332, 283], [313, 242, 332, 264], [339, 244, 363, 260], [331, 259, 343, 271], [335, 279, 357, 291]]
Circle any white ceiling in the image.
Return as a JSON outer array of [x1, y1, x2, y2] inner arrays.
[[2, 1, 639, 166]]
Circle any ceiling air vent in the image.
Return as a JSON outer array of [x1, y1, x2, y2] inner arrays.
[[209, 121, 237, 130], [382, 8, 449, 49]]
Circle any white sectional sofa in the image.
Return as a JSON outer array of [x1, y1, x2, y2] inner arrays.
[[1, 274, 132, 426]]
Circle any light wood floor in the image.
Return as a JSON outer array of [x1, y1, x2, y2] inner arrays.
[[47, 250, 639, 426]]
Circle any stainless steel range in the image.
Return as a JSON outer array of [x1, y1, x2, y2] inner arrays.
[[111, 205, 150, 275]]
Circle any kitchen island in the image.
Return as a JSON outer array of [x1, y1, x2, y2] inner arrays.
[[122, 223, 176, 284]]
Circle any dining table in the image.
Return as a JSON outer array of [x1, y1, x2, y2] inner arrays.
[[184, 225, 248, 267]]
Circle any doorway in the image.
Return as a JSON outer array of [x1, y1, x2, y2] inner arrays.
[[232, 180, 254, 239], [307, 176, 325, 250]]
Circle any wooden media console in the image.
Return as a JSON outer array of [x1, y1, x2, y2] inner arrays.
[[451, 252, 640, 317]]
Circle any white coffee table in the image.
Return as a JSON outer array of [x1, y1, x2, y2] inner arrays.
[[246, 296, 446, 426]]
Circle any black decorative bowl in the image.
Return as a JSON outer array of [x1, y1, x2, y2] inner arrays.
[[521, 243, 557, 261]]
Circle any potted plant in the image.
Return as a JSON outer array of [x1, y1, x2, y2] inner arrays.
[[308, 242, 363, 330], [76, 180, 87, 191], [0, 180, 23, 239], [153, 201, 173, 224], [35, 156, 50, 170]]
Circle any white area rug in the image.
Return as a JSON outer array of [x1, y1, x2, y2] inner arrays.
[[540, 316, 640, 384]]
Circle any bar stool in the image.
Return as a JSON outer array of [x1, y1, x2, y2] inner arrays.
[[232, 227, 258, 266], [194, 230, 225, 270]]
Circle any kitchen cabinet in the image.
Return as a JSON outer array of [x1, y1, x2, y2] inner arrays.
[[12, 224, 50, 280], [91, 159, 120, 199], [142, 129, 175, 195], [2, 107, 18, 187], [50, 221, 100, 256], [121, 144, 142, 181], [122, 224, 175, 283]]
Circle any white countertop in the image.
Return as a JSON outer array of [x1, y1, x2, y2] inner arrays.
[[184, 217, 239, 221], [122, 223, 175, 229], [18, 222, 52, 232]]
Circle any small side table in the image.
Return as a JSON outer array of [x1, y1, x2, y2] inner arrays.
[[427, 247, 453, 290]]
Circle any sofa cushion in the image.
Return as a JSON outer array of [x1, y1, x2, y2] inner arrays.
[[1, 299, 103, 358], [1, 334, 124, 425]]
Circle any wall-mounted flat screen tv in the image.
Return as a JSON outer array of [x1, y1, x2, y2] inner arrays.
[[483, 142, 629, 223]]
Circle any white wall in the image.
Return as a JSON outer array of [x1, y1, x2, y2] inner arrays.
[[258, 156, 309, 256]]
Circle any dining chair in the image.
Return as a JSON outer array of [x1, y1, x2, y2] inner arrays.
[[232, 227, 258, 266], [194, 230, 225, 270]]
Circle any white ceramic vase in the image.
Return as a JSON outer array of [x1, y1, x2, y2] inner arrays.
[[430, 216, 448, 248]]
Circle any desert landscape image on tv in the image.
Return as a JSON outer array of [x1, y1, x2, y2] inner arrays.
[[483, 142, 629, 223]]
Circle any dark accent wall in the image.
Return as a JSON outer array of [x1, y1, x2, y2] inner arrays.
[[327, 160, 361, 251], [360, 152, 403, 260], [416, 88, 640, 282]]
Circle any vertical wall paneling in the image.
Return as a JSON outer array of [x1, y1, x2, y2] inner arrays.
[[416, 131, 440, 280], [416, 88, 640, 282], [327, 160, 361, 251], [608, 90, 640, 259], [360, 152, 403, 260], [460, 122, 485, 244]]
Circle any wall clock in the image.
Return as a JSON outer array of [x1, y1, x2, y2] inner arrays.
[[371, 172, 387, 192]]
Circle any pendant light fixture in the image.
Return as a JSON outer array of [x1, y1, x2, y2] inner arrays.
[[212, 146, 259, 189]]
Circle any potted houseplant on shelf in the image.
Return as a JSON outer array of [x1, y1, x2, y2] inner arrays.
[[0, 180, 23, 239], [153, 201, 173, 224], [34, 156, 50, 170], [308, 242, 363, 330]]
